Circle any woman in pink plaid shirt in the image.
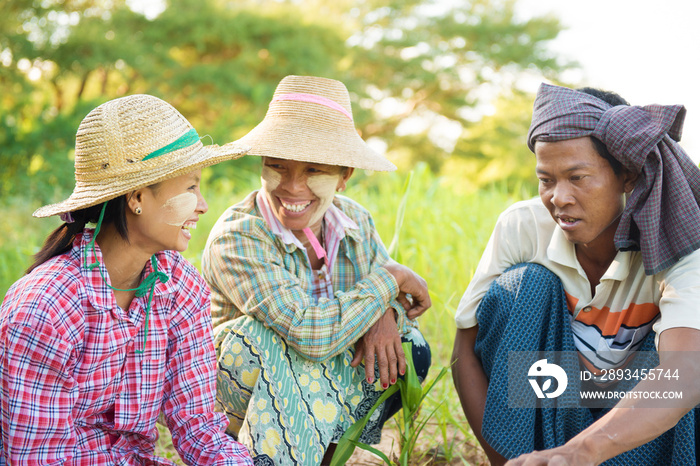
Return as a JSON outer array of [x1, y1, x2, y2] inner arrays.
[[0, 95, 253, 465]]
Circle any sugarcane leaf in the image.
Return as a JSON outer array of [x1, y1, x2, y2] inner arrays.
[[387, 171, 413, 260], [331, 384, 400, 465], [350, 439, 393, 464]]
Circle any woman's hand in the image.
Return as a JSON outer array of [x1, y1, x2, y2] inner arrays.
[[383, 261, 431, 319], [351, 310, 405, 389]]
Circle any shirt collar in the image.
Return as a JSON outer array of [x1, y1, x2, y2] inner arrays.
[[547, 226, 578, 270], [324, 195, 361, 240], [79, 229, 113, 312], [547, 225, 631, 282], [255, 189, 359, 247], [79, 229, 177, 312]]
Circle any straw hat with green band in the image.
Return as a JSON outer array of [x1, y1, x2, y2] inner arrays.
[[228, 75, 396, 172], [34, 94, 250, 218]]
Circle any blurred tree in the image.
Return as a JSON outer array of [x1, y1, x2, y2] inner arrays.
[[1, 0, 347, 201], [1, 0, 569, 203], [334, 0, 566, 172], [444, 89, 539, 194], [1, 0, 143, 201]]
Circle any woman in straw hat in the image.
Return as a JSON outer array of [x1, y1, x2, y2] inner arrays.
[[0, 95, 254, 465], [202, 75, 432, 465]]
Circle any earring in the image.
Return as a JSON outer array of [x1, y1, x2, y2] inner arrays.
[[337, 187, 344, 192], [135, 207, 142, 215]]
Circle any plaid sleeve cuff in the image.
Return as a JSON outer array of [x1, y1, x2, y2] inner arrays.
[[362, 267, 400, 304], [362, 267, 421, 334], [366, 267, 417, 334], [388, 299, 418, 334]]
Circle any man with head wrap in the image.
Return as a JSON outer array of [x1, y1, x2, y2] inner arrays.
[[451, 83, 700, 465]]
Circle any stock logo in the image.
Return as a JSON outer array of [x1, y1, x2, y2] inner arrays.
[[527, 359, 568, 399]]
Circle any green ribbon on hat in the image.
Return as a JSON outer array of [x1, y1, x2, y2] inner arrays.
[[142, 128, 200, 161]]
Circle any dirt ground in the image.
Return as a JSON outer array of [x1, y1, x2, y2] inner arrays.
[[157, 419, 487, 465]]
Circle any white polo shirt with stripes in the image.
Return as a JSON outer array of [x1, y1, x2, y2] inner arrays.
[[455, 197, 700, 372]]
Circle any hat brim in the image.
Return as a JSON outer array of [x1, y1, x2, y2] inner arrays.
[[33, 142, 250, 218], [232, 118, 396, 172]]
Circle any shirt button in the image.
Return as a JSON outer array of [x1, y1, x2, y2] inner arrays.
[[582, 306, 592, 313]]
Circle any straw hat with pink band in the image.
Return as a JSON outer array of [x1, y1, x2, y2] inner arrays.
[[232, 75, 396, 264], [231, 75, 397, 172]]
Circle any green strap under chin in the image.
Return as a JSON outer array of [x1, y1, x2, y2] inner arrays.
[[85, 201, 169, 354]]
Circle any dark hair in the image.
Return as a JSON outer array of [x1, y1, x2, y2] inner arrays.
[[576, 87, 630, 176], [27, 196, 130, 274]]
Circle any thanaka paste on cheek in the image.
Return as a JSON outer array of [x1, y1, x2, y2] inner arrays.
[[261, 165, 282, 193], [306, 174, 340, 227], [161, 192, 197, 226]]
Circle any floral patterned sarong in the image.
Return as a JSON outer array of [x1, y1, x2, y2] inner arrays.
[[214, 316, 429, 466]]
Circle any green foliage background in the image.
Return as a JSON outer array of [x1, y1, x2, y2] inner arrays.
[[1, 0, 570, 204]]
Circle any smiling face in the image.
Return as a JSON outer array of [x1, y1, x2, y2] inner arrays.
[[260, 157, 353, 235], [535, 137, 637, 254], [129, 169, 207, 253]]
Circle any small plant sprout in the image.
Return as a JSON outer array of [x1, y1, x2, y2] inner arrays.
[[331, 342, 448, 466]]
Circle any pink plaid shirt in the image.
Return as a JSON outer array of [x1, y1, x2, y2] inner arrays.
[[0, 230, 252, 465]]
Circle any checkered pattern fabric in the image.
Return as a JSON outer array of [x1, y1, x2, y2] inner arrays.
[[527, 83, 700, 275], [476, 263, 697, 464], [202, 192, 412, 362], [255, 190, 358, 300], [0, 230, 252, 465]]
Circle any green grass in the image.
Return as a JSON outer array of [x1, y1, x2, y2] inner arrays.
[[0, 164, 533, 464]]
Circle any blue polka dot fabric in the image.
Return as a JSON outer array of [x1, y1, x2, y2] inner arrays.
[[474, 263, 698, 464]]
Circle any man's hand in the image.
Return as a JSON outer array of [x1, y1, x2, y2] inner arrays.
[[351, 309, 405, 388], [506, 445, 595, 466], [507, 328, 700, 466], [383, 261, 431, 319]]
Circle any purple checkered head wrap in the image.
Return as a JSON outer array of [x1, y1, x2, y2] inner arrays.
[[527, 83, 700, 275]]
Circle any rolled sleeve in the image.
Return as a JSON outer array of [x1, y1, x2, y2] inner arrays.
[[203, 195, 413, 362], [455, 201, 541, 329], [654, 248, 700, 342], [205, 228, 398, 361]]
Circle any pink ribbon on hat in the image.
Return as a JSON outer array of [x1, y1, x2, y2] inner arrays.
[[273, 93, 353, 121]]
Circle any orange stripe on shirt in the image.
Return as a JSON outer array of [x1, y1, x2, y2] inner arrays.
[[565, 293, 579, 315], [564, 292, 659, 337]]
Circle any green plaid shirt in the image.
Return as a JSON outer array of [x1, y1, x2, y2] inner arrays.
[[202, 191, 411, 362]]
